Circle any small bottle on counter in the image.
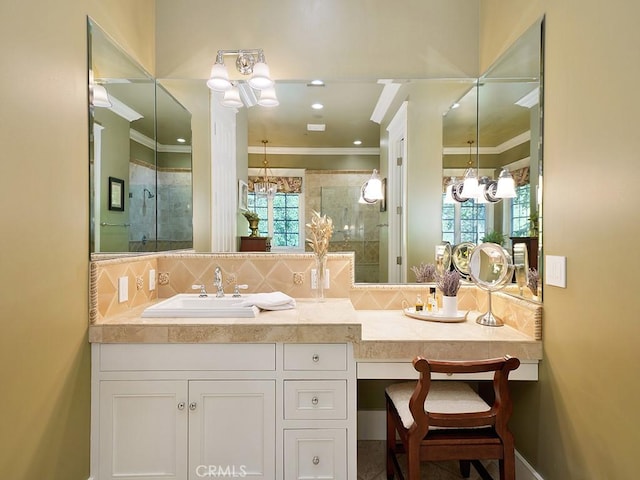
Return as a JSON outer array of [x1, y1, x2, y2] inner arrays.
[[415, 294, 424, 312], [428, 287, 438, 312]]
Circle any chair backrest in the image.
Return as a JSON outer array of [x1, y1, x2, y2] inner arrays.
[[408, 356, 520, 437]]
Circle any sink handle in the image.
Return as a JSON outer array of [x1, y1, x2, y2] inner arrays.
[[191, 284, 208, 297], [232, 284, 249, 298]]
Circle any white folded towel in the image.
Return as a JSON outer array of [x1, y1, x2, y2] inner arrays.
[[237, 292, 296, 311]]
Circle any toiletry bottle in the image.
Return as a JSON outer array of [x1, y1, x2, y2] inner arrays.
[[428, 287, 437, 312], [415, 294, 424, 312]]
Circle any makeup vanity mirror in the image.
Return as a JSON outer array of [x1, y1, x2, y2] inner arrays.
[[88, 19, 193, 254]]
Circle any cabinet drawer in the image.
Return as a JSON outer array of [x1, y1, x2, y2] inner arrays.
[[284, 380, 347, 420], [99, 343, 276, 371], [283, 344, 347, 371], [284, 429, 347, 480]]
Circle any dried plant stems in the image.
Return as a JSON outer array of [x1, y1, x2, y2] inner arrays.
[[306, 210, 334, 259], [411, 263, 437, 283], [437, 270, 461, 297]]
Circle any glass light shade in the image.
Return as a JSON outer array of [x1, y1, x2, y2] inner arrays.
[[254, 181, 278, 198], [359, 183, 377, 204], [363, 169, 384, 201], [444, 184, 456, 204], [248, 62, 274, 90], [257, 87, 279, 107], [462, 171, 480, 198], [221, 87, 243, 108], [206, 63, 232, 91], [495, 169, 517, 198], [92, 84, 111, 108]]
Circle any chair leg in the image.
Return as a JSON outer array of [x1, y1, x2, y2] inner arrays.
[[406, 440, 421, 480], [500, 436, 516, 480], [471, 460, 494, 480], [459, 460, 471, 478], [386, 406, 396, 479]]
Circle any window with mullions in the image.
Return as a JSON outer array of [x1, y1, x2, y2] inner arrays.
[[510, 184, 531, 236], [441, 194, 487, 244], [247, 192, 301, 248]]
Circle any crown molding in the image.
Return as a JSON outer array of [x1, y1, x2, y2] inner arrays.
[[130, 129, 192, 153], [443, 131, 531, 155], [108, 95, 143, 122], [247, 146, 379, 156]]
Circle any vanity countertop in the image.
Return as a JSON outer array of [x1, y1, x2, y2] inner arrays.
[[89, 298, 542, 361]]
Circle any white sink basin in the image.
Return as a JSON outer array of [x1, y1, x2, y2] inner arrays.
[[141, 294, 258, 318]]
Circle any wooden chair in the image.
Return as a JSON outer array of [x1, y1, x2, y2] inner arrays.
[[385, 356, 520, 480]]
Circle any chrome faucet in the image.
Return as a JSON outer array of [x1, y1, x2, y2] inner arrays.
[[214, 267, 224, 297]]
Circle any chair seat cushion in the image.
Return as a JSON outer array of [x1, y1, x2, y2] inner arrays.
[[386, 381, 490, 429]]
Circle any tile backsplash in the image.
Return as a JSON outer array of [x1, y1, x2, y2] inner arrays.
[[90, 252, 541, 340]]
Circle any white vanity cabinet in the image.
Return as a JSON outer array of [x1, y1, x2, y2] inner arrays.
[[91, 342, 356, 480]]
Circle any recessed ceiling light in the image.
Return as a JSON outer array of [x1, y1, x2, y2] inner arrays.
[[177, 138, 186, 143], [309, 79, 325, 86], [353, 140, 362, 145], [311, 103, 324, 110], [307, 123, 326, 132]]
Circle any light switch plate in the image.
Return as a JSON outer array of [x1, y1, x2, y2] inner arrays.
[[149, 269, 156, 291], [310, 269, 330, 290], [118, 276, 129, 303], [545, 255, 567, 288]]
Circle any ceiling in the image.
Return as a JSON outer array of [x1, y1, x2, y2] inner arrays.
[[92, 1, 540, 154]]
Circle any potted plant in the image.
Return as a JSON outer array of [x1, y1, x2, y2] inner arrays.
[[243, 211, 261, 237], [481, 230, 505, 245], [436, 270, 461, 316]]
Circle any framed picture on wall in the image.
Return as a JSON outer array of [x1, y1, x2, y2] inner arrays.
[[108, 176, 125, 211], [238, 179, 248, 211]]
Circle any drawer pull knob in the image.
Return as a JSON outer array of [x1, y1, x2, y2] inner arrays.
[[312, 456, 320, 465], [312, 354, 320, 363], [311, 396, 319, 405], [446, 372, 453, 377], [177, 402, 186, 410], [189, 402, 197, 411]]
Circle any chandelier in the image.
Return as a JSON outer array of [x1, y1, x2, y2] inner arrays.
[[254, 140, 278, 198]]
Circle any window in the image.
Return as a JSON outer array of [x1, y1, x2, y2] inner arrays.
[[247, 192, 301, 248], [510, 184, 531, 236], [441, 195, 487, 244]]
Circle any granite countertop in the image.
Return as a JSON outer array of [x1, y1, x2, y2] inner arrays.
[[89, 297, 542, 361]]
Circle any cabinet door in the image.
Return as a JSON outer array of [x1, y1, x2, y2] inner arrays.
[[99, 380, 188, 480], [188, 380, 275, 480], [284, 429, 347, 480]]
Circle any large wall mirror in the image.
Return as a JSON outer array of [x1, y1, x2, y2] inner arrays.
[[87, 15, 543, 300], [88, 19, 193, 254]]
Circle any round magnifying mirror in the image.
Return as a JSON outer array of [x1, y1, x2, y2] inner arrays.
[[468, 242, 514, 326], [435, 242, 452, 276], [452, 242, 475, 279]]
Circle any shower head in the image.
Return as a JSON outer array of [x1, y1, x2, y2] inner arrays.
[[143, 188, 155, 199]]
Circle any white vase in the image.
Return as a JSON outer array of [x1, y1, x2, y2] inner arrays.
[[441, 295, 458, 316]]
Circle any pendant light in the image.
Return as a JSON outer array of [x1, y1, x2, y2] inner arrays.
[[254, 140, 278, 198], [462, 140, 480, 198]]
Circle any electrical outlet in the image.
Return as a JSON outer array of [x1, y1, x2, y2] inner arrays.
[[545, 255, 567, 288], [118, 276, 129, 303], [149, 269, 156, 291]]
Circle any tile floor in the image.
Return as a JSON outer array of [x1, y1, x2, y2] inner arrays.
[[357, 440, 499, 480]]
